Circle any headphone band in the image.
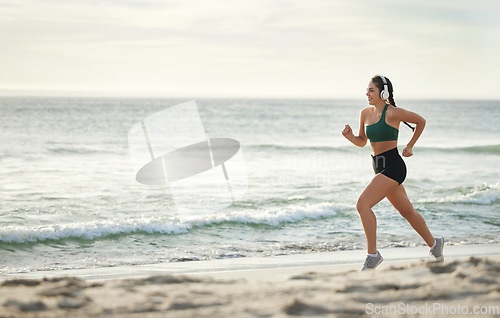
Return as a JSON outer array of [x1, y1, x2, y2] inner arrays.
[[376, 74, 390, 100], [378, 75, 387, 84]]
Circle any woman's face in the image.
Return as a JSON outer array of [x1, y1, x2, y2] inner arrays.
[[366, 80, 381, 105]]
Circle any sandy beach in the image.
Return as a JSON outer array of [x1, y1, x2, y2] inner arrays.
[[1, 244, 500, 317]]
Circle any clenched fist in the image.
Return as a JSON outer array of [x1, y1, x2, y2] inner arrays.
[[342, 124, 354, 142]]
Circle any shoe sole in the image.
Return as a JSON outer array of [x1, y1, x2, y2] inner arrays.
[[434, 255, 444, 262], [434, 238, 445, 262]]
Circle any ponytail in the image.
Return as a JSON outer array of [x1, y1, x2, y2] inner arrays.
[[389, 95, 415, 132], [372, 75, 415, 132]]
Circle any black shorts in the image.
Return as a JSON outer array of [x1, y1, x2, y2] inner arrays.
[[371, 147, 407, 185]]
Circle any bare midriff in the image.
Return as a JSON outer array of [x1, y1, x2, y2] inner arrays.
[[370, 140, 398, 156]]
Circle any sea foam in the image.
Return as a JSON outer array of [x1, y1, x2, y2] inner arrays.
[[0, 202, 339, 244]]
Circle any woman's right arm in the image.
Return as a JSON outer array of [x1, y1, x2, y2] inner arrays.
[[342, 109, 367, 147]]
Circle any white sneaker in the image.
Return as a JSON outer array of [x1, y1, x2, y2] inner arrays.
[[430, 237, 445, 262], [361, 251, 383, 271]]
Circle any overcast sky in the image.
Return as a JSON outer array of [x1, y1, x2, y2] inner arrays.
[[1, 0, 499, 99]]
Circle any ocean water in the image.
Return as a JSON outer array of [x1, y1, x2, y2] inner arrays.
[[0, 97, 499, 274]]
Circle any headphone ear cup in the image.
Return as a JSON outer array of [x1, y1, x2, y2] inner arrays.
[[380, 86, 390, 100]]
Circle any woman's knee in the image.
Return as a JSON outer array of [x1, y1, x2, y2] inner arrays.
[[356, 198, 370, 214]]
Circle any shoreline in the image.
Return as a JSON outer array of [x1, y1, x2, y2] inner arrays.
[[1, 243, 499, 282], [1, 243, 500, 317]]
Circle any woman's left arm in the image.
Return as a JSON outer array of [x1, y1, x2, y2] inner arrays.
[[393, 108, 426, 157]]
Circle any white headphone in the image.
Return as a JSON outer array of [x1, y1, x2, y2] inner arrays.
[[378, 75, 390, 100]]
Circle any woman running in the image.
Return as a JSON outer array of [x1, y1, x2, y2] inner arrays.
[[342, 74, 444, 270]]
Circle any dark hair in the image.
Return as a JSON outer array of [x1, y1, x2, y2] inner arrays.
[[371, 75, 415, 131]]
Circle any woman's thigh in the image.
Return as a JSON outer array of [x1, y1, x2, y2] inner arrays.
[[386, 185, 414, 216], [357, 173, 400, 211]]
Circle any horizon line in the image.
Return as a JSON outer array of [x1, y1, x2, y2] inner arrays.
[[0, 93, 498, 102], [0, 88, 499, 101]]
